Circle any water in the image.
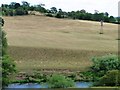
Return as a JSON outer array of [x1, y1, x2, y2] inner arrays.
[[75, 82, 93, 88], [6, 82, 93, 88], [7, 83, 47, 88]]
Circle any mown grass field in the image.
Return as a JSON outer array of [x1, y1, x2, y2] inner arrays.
[[3, 15, 118, 73]]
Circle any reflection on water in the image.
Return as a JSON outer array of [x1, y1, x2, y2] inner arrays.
[[75, 82, 93, 88], [6, 82, 93, 88]]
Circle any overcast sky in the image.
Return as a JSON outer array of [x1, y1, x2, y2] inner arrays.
[[0, 0, 119, 17]]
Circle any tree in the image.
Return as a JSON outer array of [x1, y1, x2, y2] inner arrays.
[[21, 1, 30, 10], [15, 7, 28, 15], [29, 6, 35, 11], [1, 4, 9, 9], [116, 17, 120, 24], [9, 2, 16, 9], [94, 10, 99, 14], [35, 5, 47, 13], [104, 12, 109, 17], [80, 9, 86, 13], [84, 13, 92, 20], [14, 3, 21, 9], [50, 7, 57, 14], [0, 17, 16, 87], [55, 9, 64, 18], [109, 16, 116, 23], [68, 11, 76, 19], [92, 13, 104, 21], [104, 16, 109, 22], [22, 1, 29, 7]]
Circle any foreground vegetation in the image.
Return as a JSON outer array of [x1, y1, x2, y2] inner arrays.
[[10, 54, 120, 88], [0, 17, 16, 87], [90, 54, 120, 86]]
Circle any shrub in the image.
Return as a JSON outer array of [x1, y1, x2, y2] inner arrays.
[[91, 54, 119, 75], [47, 74, 75, 88], [81, 71, 96, 81], [2, 55, 16, 86], [96, 70, 120, 86], [87, 54, 120, 82]]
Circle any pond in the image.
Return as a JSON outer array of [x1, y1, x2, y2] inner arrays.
[[6, 82, 93, 88]]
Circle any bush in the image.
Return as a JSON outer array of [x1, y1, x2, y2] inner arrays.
[[91, 54, 119, 75], [96, 70, 120, 86], [2, 55, 16, 86], [81, 71, 96, 81], [47, 74, 75, 88], [87, 54, 120, 82]]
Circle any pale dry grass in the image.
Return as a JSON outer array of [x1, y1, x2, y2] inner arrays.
[[3, 15, 118, 72], [3, 15, 118, 51]]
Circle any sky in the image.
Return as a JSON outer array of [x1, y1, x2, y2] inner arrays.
[[0, 0, 120, 17]]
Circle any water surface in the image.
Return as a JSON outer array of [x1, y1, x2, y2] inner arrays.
[[7, 82, 93, 88]]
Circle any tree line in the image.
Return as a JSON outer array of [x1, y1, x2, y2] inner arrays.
[[1, 1, 120, 24], [1, 1, 46, 16]]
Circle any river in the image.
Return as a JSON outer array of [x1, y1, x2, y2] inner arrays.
[[6, 82, 93, 88]]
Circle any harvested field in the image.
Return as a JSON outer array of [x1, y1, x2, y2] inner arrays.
[[3, 15, 118, 73]]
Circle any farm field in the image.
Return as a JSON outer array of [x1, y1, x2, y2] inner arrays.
[[3, 15, 118, 73]]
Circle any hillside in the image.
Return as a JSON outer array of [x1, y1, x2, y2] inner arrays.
[[3, 15, 118, 73]]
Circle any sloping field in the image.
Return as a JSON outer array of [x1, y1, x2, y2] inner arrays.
[[3, 15, 118, 73]]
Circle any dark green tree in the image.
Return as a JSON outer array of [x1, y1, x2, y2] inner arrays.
[[21, 1, 30, 10], [15, 7, 28, 15], [50, 7, 57, 14], [109, 16, 116, 23], [104, 12, 109, 17], [29, 6, 35, 11], [14, 3, 21, 9], [35, 4, 47, 13], [104, 16, 109, 22], [80, 9, 86, 13], [9, 2, 16, 9], [55, 9, 64, 18], [116, 17, 120, 24], [92, 13, 104, 21]]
